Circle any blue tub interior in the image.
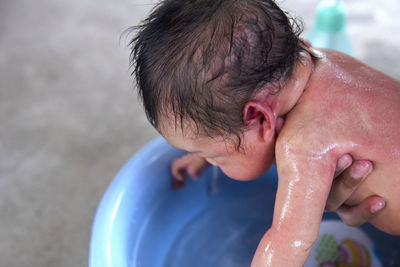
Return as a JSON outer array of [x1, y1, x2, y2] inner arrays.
[[90, 136, 400, 267]]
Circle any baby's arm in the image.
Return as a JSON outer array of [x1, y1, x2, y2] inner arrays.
[[252, 138, 337, 266]]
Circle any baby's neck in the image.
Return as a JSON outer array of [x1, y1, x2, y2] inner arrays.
[[269, 51, 315, 119]]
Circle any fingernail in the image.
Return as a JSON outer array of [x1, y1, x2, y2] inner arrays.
[[336, 156, 349, 171], [370, 200, 385, 214], [352, 161, 371, 179]]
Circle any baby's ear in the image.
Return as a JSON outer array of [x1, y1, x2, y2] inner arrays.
[[243, 101, 276, 141]]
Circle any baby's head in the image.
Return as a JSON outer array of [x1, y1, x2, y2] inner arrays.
[[129, 0, 307, 179]]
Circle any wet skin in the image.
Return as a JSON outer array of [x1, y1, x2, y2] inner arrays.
[[279, 49, 400, 235], [163, 48, 400, 266], [252, 49, 400, 266]]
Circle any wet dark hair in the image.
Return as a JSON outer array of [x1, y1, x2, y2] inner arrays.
[[128, 0, 309, 145]]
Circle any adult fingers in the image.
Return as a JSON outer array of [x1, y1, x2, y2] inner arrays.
[[336, 196, 386, 227], [326, 160, 373, 211], [333, 154, 352, 178]]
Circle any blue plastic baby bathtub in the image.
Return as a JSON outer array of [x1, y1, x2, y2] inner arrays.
[[90, 136, 400, 267]]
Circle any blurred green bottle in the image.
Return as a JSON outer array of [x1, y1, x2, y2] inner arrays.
[[307, 0, 353, 55]]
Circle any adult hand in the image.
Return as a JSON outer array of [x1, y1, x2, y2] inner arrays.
[[327, 154, 386, 226]]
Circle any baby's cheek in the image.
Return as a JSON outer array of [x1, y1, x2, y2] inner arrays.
[[218, 165, 242, 180], [205, 158, 217, 166], [223, 166, 259, 181], [220, 156, 271, 181]]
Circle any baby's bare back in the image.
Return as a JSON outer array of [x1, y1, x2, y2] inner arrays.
[[287, 50, 400, 235]]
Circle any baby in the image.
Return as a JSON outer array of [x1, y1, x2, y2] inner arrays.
[[129, 0, 400, 265]]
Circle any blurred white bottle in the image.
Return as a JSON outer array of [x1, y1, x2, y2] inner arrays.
[[307, 0, 353, 56]]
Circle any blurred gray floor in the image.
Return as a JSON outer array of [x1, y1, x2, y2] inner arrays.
[[1, 0, 399, 266]]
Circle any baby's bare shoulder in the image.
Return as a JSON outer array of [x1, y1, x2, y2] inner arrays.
[[276, 113, 342, 163], [280, 49, 400, 162]]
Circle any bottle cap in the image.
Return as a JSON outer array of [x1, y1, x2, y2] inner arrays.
[[314, 0, 347, 33]]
